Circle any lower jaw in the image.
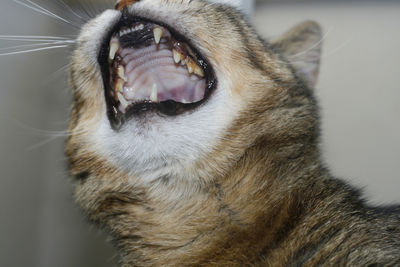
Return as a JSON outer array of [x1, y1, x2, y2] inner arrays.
[[107, 94, 215, 130]]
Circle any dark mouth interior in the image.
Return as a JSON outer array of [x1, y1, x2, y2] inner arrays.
[[98, 14, 216, 130]]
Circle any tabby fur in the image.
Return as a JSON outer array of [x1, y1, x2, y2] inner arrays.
[[66, 0, 400, 266]]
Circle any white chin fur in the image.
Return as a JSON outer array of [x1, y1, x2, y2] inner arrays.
[[78, 7, 238, 183], [95, 81, 236, 183]]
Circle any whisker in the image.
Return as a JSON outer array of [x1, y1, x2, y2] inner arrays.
[[0, 42, 69, 52], [55, 0, 89, 23], [42, 64, 71, 86], [0, 38, 74, 42], [321, 37, 352, 59], [27, 135, 61, 151], [10, 118, 89, 137], [0, 45, 71, 56], [0, 35, 70, 40], [287, 27, 332, 59], [22, 0, 77, 24], [71, 1, 93, 19], [11, 0, 81, 29]]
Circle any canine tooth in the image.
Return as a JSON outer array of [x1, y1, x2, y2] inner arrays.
[[117, 92, 129, 108], [181, 98, 189, 104], [153, 27, 163, 44], [116, 78, 124, 93], [173, 49, 182, 64], [109, 41, 119, 60], [117, 65, 127, 81], [150, 84, 158, 102]]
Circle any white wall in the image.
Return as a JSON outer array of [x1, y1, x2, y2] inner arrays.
[[210, 0, 254, 16], [253, 2, 400, 204], [0, 1, 115, 267]]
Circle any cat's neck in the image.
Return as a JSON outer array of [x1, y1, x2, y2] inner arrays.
[[103, 140, 329, 265]]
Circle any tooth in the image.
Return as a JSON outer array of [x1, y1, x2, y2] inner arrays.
[[134, 24, 144, 31], [194, 65, 204, 77], [150, 84, 158, 102], [109, 41, 119, 60], [186, 58, 194, 74], [173, 49, 182, 64], [185, 57, 204, 77], [116, 78, 124, 93], [117, 92, 129, 109], [181, 98, 189, 104], [153, 27, 163, 44], [188, 65, 194, 74], [117, 65, 127, 81]]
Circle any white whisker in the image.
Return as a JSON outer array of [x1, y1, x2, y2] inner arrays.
[[42, 65, 71, 86], [10, 118, 89, 137], [0, 35, 70, 40], [24, 0, 77, 24], [11, 0, 81, 29], [0, 42, 66, 52], [0, 38, 75, 43], [0, 38, 68, 42], [55, 0, 88, 22], [321, 37, 352, 59], [27, 135, 61, 151], [0, 37, 75, 45], [288, 27, 333, 59], [0, 45, 70, 56]]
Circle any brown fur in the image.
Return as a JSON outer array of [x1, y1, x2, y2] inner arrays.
[[67, 0, 400, 266], [115, 0, 141, 11]]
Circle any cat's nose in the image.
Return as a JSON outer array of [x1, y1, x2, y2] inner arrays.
[[115, 0, 141, 11]]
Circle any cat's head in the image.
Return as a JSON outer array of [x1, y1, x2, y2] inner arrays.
[[67, 0, 322, 192]]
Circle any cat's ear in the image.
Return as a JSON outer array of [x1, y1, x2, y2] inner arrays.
[[271, 21, 323, 88]]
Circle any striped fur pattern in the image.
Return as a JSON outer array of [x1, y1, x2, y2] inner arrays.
[[66, 0, 400, 265]]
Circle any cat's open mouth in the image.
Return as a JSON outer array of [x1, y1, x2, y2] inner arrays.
[[99, 14, 216, 129]]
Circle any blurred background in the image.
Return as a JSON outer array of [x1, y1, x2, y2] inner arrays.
[[0, 0, 399, 266]]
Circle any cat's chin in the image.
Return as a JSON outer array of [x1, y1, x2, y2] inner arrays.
[[98, 11, 217, 130]]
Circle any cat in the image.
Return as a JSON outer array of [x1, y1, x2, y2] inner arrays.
[[66, 0, 400, 265]]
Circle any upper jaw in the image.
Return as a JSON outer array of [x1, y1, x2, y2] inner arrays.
[[98, 10, 217, 130]]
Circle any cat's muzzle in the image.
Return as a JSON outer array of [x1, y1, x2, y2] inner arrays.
[[98, 13, 216, 130]]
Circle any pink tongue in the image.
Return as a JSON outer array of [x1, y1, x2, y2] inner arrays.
[[120, 44, 205, 103]]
